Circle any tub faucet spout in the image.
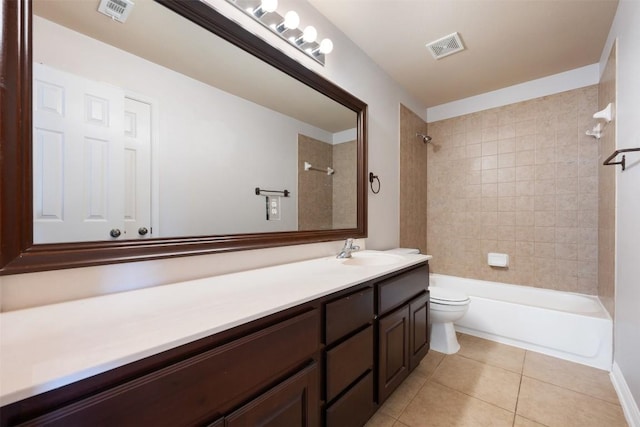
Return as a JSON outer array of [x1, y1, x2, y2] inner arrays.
[[336, 238, 360, 259]]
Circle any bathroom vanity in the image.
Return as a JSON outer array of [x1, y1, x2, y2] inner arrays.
[[0, 252, 430, 427]]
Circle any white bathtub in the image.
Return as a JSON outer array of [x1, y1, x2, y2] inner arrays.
[[430, 274, 613, 370]]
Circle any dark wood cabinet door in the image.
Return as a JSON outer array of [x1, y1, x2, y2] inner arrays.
[[14, 310, 319, 427], [409, 292, 430, 370], [325, 287, 373, 345], [225, 363, 319, 427], [325, 325, 373, 402], [378, 264, 428, 314], [325, 371, 375, 427], [377, 305, 410, 403]]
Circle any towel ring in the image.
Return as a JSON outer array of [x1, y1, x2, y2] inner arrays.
[[369, 172, 381, 194]]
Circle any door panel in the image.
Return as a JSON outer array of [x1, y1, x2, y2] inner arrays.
[[409, 292, 430, 370], [32, 64, 153, 243], [33, 63, 125, 243], [378, 305, 410, 403], [225, 363, 319, 427], [123, 98, 152, 239]]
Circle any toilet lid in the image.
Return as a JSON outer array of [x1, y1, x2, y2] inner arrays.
[[429, 287, 470, 305]]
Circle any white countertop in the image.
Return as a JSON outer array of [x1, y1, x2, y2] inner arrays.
[[0, 251, 430, 406]]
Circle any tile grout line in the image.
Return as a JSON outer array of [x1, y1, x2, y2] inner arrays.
[[520, 373, 624, 407], [455, 352, 525, 375], [430, 353, 523, 413], [390, 353, 447, 425], [428, 375, 519, 415], [512, 351, 527, 426]]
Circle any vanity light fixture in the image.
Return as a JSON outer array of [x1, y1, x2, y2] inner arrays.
[[227, 0, 333, 65], [251, 0, 277, 18], [275, 11, 299, 33], [314, 38, 334, 55], [296, 26, 317, 45]]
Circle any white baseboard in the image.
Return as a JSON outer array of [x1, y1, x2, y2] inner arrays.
[[611, 361, 640, 427]]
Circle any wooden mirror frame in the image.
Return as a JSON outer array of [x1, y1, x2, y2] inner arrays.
[[0, 0, 367, 275]]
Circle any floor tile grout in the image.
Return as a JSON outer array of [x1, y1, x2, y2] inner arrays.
[[520, 374, 623, 406], [427, 376, 519, 415], [512, 356, 525, 427], [368, 337, 626, 427]]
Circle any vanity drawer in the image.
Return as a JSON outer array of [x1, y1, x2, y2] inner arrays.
[[325, 371, 375, 427], [17, 310, 320, 427], [378, 264, 428, 315], [325, 287, 373, 345], [326, 325, 373, 402]]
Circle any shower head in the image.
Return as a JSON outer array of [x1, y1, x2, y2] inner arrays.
[[416, 133, 432, 144]]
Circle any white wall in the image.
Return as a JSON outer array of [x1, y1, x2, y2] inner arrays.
[[1, 1, 427, 310], [600, 1, 640, 422]]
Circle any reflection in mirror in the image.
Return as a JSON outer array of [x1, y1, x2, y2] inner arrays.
[[32, 0, 358, 244]]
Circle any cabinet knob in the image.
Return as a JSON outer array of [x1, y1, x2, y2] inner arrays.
[[138, 227, 149, 236], [110, 229, 122, 238]]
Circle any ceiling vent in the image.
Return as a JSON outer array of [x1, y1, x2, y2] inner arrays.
[[98, 0, 135, 23], [426, 32, 465, 60]]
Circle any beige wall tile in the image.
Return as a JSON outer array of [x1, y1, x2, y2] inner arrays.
[[498, 138, 516, 153], [516, 165, 535, 181], [498, 167, 516, 182], [427, 87, 599, 293], [482, 128, 498, 143], [400, 105, 428, 253], [332, 141, 357, 229], [298, 135, 333, 230]]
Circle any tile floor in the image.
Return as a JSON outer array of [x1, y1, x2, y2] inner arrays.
[[365, 333, 627, 427]]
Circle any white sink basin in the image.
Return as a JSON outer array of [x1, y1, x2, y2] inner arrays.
[[340, 251, 405, 266]]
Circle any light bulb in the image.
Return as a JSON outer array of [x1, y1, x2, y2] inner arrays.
[[260, 0, 277, 13], [283, 11, 299, 30], [302, 26, 317, 43], [319, 38, 333, 54]]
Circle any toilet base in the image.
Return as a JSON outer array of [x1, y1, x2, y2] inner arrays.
[[430, 321, 460, 354]]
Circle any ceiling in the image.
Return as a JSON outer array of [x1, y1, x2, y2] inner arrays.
[[308, 0, 619, 108]]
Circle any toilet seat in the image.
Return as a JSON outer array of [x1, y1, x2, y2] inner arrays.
[[429, 287, 470, 306]]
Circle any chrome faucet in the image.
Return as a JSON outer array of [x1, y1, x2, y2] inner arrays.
[[336, 238, 360, 259]]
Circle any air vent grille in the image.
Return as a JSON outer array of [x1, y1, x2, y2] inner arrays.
[[426, 32, 465, 60], [98, 0, 135, 23]]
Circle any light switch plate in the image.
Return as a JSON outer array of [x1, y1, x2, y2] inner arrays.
[[266, 196, 281, 220]]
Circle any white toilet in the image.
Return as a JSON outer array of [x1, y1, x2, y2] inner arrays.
[[428, 286, 470, 354], [384, 248, 470, 354]]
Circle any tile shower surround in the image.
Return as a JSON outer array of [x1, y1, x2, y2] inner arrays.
[[400, 104, 429, 254], [298, 134, 357, 230], [598, 42, 616, 317], [427, 86, 600, 294]]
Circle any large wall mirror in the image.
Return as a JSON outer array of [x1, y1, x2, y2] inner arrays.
[[0, 0, 367, 274]]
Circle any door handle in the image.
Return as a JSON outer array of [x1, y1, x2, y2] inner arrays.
[[110, 228, 122, 238], [138, 227, 149, 236]]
